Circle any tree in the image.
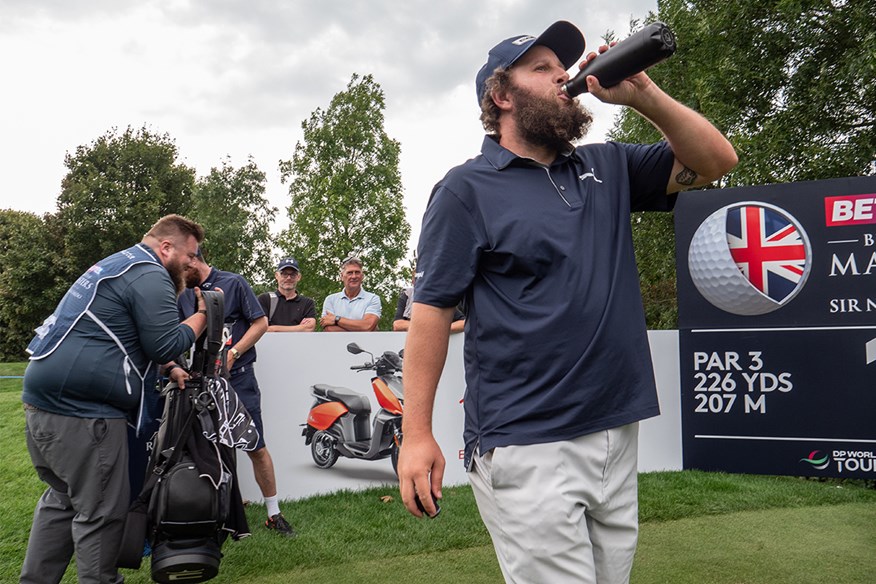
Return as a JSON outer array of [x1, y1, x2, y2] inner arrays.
[[190, 156, 277, 289], [0, 211, 66, 360], [610, 1, 876, 328], [278, 74, 411, 328], [56, 126, 196, 280]]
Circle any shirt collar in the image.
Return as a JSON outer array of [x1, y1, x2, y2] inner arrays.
[[200, 267, 219, 290], [480, 135, 575, 170], [136, 243, 162, 263], [276, 288, 299, 301], [343, 288, 366, 301]]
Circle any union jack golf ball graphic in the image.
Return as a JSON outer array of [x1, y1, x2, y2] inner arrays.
[[687, 202, 811, 316]]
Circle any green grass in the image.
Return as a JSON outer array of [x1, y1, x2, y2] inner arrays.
[[633, 503, 876, 584], [0, 361, 26, 390], [2, 362, 875, 583]]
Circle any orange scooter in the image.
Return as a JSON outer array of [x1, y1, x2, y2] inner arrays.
[[302, 343, 404, 473]]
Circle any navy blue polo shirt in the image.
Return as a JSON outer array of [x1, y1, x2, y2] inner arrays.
[[179, 268, 266, 371], [415, 135, 675, 466]]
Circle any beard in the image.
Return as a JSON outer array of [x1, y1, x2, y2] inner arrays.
[[509, 83, 593, 152], [165, 259, 188, 296], [182, 265, 202, 291]]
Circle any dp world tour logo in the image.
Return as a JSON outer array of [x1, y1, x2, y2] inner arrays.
[[800, 450, 830, 470], [688, 202, 812, 315]]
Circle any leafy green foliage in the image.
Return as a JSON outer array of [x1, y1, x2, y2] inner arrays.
[[56, 126, 196, 280], [0, 127, 198, 359], [190, 157, 278, 289], [611, 1, 876, 328], [0, 211, 66, 360], [632, 212, 678, 329], [278, 74, 411, 328]]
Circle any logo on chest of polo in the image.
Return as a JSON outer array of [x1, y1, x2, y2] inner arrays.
[[578, 168, 603, 183]]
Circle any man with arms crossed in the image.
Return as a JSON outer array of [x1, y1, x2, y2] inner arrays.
[[320, 256, 381, 332], [21, 215, 208, 584], [180, 250, 296, 537], [398, 21, 737, 584], [258, 257, 316, 332]]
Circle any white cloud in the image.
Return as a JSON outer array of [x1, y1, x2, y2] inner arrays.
[[0, 0, 659, 247]]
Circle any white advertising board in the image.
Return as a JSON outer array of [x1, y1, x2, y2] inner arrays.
[[238, 330, 681, 502]]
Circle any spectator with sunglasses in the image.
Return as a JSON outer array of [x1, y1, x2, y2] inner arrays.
[[258, 257, 317, 332]]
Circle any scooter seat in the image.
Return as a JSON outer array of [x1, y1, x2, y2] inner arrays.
[[312, 384, 371, 413]]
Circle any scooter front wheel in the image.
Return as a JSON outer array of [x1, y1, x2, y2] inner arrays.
[[311, 430, 340, 469]]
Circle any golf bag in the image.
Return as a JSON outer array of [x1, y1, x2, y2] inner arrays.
[[117, 290, 259, 583]]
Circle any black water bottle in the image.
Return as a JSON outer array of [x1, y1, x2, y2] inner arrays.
[[562, 22, 676, 97]]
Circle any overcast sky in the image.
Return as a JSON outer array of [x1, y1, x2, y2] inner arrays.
[[0, 0, 658, 248]]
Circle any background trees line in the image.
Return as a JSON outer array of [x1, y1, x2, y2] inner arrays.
[[1, 2, 873, 359], [0, 74, 408, 359]]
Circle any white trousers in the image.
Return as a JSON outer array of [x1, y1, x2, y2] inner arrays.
[[468, 423, 640, 584]]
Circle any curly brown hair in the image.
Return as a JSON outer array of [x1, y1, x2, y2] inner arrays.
[[479, 67, 512, 136]]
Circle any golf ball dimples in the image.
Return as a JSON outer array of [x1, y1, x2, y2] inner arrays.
[[688, 205, 782, 316]]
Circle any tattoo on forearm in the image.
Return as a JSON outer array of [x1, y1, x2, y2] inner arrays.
[[676, 166, 698, 186]]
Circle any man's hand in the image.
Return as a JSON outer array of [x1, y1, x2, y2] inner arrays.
[[580, 43, 738, 193], [581, 43, 654, 108], [182, 287, 213, 338], [398, 302, 455, 518], [168, 366, 189, 386], [320, 312, 337, 329], [193, 286, 204, 311], [397, 431, 445, 518], [163, 363, 190, 388]]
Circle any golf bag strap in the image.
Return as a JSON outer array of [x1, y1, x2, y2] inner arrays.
[[190, 290, 225, 377], [269, 292, 278, 323]]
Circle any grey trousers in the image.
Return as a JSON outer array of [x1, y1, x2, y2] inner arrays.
[[21, 408, 129, 584], [469, 423, 640, 584]]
